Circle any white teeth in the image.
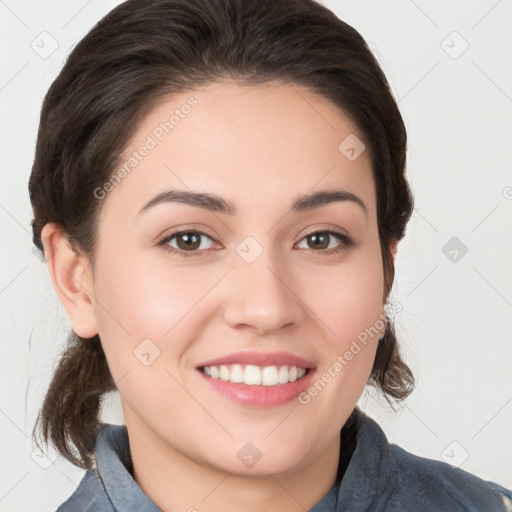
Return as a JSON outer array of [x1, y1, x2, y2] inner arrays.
[[219, 365, 230, 381], [261, 366, 279, 386], [244, 365, 261, 385], [278, 365, 289, 384], [230, 364, 244, 383], [201, 364, 308, 386]]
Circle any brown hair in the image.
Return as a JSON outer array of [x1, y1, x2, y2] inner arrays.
[[29, 0, 415, 469]]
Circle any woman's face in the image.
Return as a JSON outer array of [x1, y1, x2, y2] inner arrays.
[[88, 80, 387, 475]]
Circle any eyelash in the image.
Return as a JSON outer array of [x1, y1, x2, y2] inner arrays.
[[156, 229, 355, 258]]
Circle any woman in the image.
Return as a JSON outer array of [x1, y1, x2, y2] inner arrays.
[[29, 0, 511, 510]]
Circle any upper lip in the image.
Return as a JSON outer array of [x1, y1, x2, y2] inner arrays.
[[197, 351, 315, 369]]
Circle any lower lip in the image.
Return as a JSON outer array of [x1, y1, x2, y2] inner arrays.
[[198, 369, 316, 407]]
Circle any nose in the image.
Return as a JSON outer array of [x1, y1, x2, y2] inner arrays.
[[222, 245, 306, 335]]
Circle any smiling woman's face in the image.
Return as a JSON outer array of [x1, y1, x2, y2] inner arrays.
[[85, 80, 387, 476]]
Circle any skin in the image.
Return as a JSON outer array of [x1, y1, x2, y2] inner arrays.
[[42, 80, 397, 512]]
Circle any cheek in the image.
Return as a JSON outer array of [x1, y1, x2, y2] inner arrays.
[[302, 244, 386, 407], [295, 255, 385, 426], [90, 251, 224, 373], [313, 249, 386, 347], [90, 253, 212, 423]]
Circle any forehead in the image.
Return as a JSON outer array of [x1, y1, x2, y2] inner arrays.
[[98, 80, 376, 222]]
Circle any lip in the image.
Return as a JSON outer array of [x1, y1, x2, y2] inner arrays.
[[196, 351, 317, 408], [196, 351, 315, 369], [198, 368, 317, 408]]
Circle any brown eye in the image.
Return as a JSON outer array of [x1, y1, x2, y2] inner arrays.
[[306, 232, 330, 250], [175, 232, 202, 251], [296, 230, 354, 254], [159, 230, 217, 257]]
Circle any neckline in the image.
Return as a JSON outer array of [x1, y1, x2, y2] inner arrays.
[[94, 409, 392, 512]]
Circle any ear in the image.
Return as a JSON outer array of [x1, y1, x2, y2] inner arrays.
[[41, 223, 98, 338]]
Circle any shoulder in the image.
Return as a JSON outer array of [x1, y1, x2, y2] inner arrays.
[[55, 424, 124, 512], [56, 469, 112, 512], [385, 430, 512, 511], [387, 442, 512, 510], [324, 407, 512, 512], [55, 423, 160, 512], [341, 412, 512, 512]]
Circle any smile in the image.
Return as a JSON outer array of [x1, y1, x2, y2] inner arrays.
[[196, 350, 316, 407], [201, 364, 308, 386]]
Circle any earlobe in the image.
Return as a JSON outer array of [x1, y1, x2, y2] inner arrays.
[[41, 223, 98, 338]]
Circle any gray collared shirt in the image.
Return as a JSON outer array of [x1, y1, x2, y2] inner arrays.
[[57, 414, 512, 511]]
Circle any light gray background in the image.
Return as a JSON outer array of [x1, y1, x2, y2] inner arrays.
[[1, 0, 511, 510]]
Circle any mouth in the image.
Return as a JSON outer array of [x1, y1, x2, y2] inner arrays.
[[196, 351, 316, 407], [199, 364, 310, 386]]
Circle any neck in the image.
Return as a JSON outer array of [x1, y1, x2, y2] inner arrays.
[[123, 408, 341, 512]]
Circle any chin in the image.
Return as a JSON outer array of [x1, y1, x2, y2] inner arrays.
[[194, 429, 320, 477]]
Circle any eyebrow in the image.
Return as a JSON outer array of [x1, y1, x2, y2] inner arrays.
[[137, 188, 367, 217]]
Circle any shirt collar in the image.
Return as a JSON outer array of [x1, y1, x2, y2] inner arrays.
[[94, 424, 161, 511], [310, 412, 395, 511]]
